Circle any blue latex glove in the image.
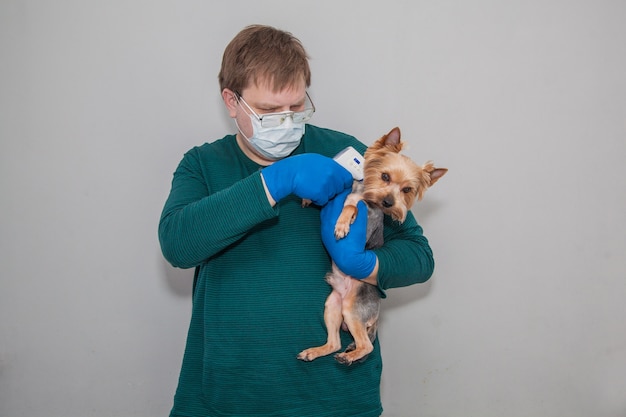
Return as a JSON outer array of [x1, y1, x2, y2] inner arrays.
[[320, 188, 377, 279], [262, 154, 353, 206]]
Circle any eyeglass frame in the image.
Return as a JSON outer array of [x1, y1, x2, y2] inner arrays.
[[234, 90, 316, 128]]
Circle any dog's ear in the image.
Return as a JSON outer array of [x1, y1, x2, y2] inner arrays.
[[385, 127, 401, 146], [372, 127, 403, 152], [425, 165, 448, 186]]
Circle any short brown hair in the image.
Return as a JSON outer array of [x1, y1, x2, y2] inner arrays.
[[218, 25, 311, 93]]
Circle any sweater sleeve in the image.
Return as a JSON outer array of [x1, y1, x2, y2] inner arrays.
[[158, 149, 277, 269], [374, 211, 435, 290]]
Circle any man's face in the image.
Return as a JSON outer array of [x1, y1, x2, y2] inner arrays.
[[224, 80, 308, 165]]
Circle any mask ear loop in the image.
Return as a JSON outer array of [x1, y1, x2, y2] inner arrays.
[[234, 91, 260, 120], [233, 90, 255, 141], [235, 117, 252, 141]]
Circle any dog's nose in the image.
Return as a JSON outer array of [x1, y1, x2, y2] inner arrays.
[[382, 197, 394, 208]]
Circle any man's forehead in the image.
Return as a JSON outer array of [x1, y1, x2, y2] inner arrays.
[[249, 74, 306, 93], [243, 81, 307, 103]]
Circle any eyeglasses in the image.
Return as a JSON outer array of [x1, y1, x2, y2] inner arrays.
[[235, 91, 315, 128]]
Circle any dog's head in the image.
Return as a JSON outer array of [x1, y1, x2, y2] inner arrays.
[[362, 127, 447, 223]]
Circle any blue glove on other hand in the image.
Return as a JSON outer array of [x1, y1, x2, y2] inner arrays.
[[262, 154, 353, 206], [320, 189, 377, 279]]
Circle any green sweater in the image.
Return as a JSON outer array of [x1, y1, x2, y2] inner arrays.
[[159, 125, 434, 417]]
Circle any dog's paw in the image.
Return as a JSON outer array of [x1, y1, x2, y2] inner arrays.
[[334, 222, 351, 240], [334, 352, 354, 366], [334, 205, 357, 239], [298, 343, 341, 362], [297, 348, 326, 362], [297, 350, 315, 362], [334, 346, 371, 365]]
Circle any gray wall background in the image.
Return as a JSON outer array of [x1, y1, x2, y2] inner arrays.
[[1, 1, 624, 416]]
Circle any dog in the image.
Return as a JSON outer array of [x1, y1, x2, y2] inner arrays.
[[297, 127, 447, 365]]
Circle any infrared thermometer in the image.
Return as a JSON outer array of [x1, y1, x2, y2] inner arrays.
[[333, 146, 364, 181]]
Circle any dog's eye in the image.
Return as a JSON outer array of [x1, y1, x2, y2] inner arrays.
[[402, 187, 413, 194], [381, 173, 390, 182]]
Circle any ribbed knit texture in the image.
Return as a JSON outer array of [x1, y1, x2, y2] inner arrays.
[[159, 125, 435, 416]]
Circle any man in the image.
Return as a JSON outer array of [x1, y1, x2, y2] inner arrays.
[[159, 24, 435, 417]]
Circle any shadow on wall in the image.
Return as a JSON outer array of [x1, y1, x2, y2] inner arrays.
[[161, 257, 194, 297], [383, 279, 433, 312], [411, 194, 447, 224], [378, 198, 442, 312]]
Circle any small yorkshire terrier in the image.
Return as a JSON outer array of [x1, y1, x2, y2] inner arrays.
[[298, 127, 447, 365]]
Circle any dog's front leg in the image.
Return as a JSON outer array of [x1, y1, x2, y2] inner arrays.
[[334, 191, 363, 239], [297, 289, 343, 361]]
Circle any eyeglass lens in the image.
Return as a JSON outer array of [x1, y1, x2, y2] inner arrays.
[[236, 91, 315, 128]]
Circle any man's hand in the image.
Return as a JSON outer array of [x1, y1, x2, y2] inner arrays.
[[261, 154, 353, 206], [320, 189, 377, 279]]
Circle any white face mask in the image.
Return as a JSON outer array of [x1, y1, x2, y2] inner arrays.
[[237, 114, 305, 160]]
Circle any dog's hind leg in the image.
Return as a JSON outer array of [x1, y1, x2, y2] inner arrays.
[[334, 282, 378, 365], [297, 289, 343, 361]]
